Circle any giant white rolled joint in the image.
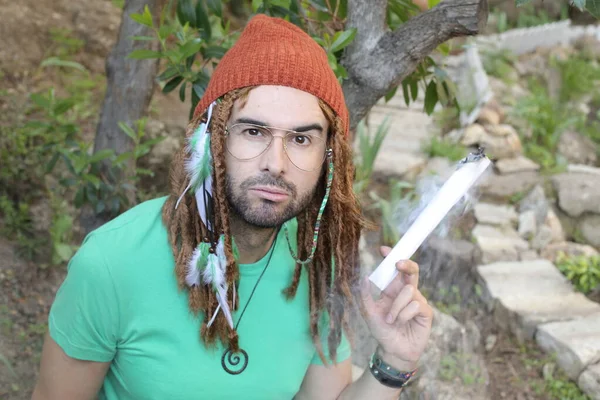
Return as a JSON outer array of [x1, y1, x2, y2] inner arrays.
[[368, 150, 491, 291]]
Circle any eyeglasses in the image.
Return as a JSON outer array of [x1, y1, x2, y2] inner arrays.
[[225, 123, 328, 171]]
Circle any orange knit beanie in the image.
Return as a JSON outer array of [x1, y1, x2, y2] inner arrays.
[[193, 14, 349, 137]]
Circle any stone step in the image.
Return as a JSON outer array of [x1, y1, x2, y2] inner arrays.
[[476, 260, 600, 342], [578, 362, 600, 400], [536, 313, 600, 381]]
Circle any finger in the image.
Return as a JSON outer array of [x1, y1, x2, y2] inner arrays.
[[398, 300, 421, 324], [397, 259, 420, 288], [379, 246, 391, 258], [359, 276, 376, 315], [385, 285, 414, 324]]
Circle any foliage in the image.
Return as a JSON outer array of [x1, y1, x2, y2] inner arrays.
[[481, 48, 518, 83], [513, 0, 597, 19], [368, 180, 416, 247], [353, 117, 390, 195], [130, 0, 459, 121], [423, 136, 466, 162], [439, 352, 485, 385], [556, 252, 600, 295]]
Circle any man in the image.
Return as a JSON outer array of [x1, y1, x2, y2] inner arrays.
[[32, 14, 433, 400]]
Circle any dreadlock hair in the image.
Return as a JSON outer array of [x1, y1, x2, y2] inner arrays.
[[162, 87, 371, 364]]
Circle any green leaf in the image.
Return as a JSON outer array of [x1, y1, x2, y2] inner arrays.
[[41, 57, 86, 72], [130, 35, 155, 41], [202, 45, 227, 60], [252, 0, 263, 12], [515, 0, 531, 6], [89, 149, 114, 164], [46, 152, 60, 173], [136, 168, 155, 176], [179, 81, 187, 102], [424, 80, 438, 115], [402, 80, 410, 106], [157, 66, 180, 82], [330, 28, 357, 53], [586, 0, 600, 18], [115, 151, 133, 165], [179, 38, 203, 60], [206, 0, 222, 18], [95, 201, 106, 214], [384, 85, 398, 102], [158, 24, 174, 41], [118, 122, 137, 140], [84, 174, 102, 189], [410, 79, 418, 101], [177, 0, 197, 27], [74, 187, 85, 208], [54, 243, 74, 262], [128, 49, 162, 59], [130, 5, 154, 27], [195, 0, 212, 40], [163, 76, 184, 93]]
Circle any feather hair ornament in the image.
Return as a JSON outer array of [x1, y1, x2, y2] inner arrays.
[[175, 101, 216, 213], [201, 235, 234, 329]]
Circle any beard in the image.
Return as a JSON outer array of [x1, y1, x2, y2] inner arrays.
[[226, 173, 317, 228]]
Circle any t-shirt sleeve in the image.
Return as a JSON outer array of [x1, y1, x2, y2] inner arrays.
[[48, 233, 120, 362], [310, 311, 352, 366]]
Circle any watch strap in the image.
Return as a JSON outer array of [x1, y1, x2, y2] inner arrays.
[[368, 352, 418, 389]]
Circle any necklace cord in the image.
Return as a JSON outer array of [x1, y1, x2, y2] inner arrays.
[[233, 226, 281, 331]]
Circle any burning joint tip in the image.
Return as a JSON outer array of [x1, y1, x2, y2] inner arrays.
[[460, 146, 487, 165]]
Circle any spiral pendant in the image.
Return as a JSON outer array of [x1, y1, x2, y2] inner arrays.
[[221, 348, 248, 375]]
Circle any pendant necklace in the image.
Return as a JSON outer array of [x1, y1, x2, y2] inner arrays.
[[221, 228, 280, 375]]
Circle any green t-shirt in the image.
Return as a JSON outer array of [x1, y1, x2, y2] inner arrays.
[[48, 196, 350, 400]]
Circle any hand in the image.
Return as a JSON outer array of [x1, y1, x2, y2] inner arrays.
[[360, 246, 433, 370]]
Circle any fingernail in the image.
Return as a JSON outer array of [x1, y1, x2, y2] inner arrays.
[[385, 314, 393, 324]]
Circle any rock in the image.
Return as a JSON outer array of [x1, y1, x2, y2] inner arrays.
[[531, 225, 553, 251], [416, 236, 482, 305], [574, 34, 600, 61], [374, 152, 427, 179], [536, 312, 600, 380], [552, 173, 600, 218], [477, 107, 501, 125], [519, 250, 539, 261], [472, 224, 529, 264], [579, 362, 600, 400], [495, 156, 540, 174], [518, 210, 537, 239], [474, 203, 518, 227], [485, 124, 517, 137], [477, 260, 600, 342], [557, 130, 598, 166], [541, 242, 599, 263], [568, 164, 600, 176], [580, 215, 600, 249], [545, 209, 565, 244], [485, 335, 497, 352], [485, 97, 506, 122], [461, 123, 486, 146], [480, 171, 541, 200], [478, 129, 523, 160], [418, 157, 453, 181], [519, 185, 549, 225], [399, 307, 489, 400]]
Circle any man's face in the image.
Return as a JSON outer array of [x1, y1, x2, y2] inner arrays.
[[224, 85, 329, 228]]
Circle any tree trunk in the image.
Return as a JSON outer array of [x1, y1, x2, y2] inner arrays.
[[343, 0, 489, 131], [80, 0, 162, 234]]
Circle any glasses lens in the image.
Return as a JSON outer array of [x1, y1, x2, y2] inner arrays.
[[284, 133, 326, 171], [226, 124, 272, 160], [226, 123, 327, 171]]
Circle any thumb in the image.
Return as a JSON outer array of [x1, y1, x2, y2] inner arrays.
[[380, 246, 392, 258]]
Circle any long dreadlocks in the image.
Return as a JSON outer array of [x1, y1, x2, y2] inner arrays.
[[162, 87, 369, 364]]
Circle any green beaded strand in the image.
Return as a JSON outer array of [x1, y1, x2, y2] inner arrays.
[[284, 149, 334, 265]]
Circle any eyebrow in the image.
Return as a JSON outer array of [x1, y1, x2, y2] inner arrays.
[[234, 117, 324, 134]]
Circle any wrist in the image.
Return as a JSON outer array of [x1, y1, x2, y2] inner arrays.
[[375, 346, 419, 372]]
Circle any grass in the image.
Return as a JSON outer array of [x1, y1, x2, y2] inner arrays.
[[423, 136, 466, 162]]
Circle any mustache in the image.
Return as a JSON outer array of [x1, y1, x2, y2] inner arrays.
[[239, 174, 297, 196]]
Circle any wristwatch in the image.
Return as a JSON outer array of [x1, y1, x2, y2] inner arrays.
[[368, 352, 418, 389]]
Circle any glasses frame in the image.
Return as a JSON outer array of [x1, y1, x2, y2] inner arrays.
[[224, 123, 330, 172]]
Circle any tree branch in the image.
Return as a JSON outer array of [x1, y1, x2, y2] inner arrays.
[[342, 0, 488, 130]]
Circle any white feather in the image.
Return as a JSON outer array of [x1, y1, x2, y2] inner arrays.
[[185, 247, 203, 287]]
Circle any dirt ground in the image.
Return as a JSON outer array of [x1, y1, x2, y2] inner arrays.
[[0, 0, 593, 399]]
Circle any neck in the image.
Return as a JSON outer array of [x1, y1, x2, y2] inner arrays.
[[228, 214, 279, 264]]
